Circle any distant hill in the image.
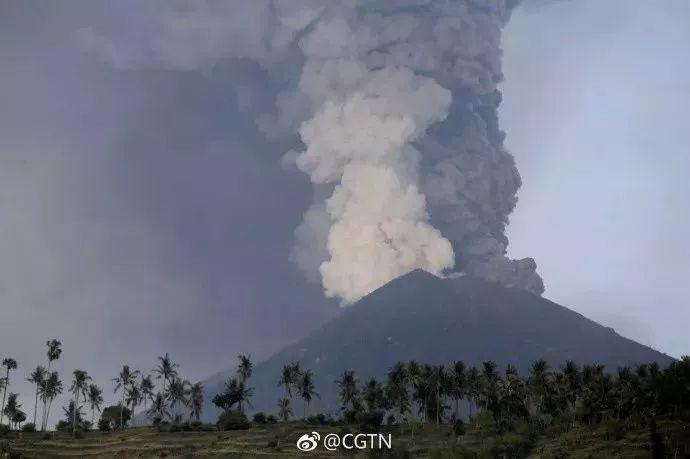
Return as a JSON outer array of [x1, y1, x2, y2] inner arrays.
[[200, 269, 674, 421]]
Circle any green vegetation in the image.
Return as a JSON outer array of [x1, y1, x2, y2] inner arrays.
[[1, 339, 689, 457]]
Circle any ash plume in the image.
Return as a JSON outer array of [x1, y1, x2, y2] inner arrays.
[[81, 0, 544, 303]]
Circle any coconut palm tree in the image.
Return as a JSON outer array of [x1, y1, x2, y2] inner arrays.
[[154, 353, 178, 393], [451, 361, 467, 419], [189, 382, 204, 421], [87, 384, 103, 427], [277, 398, 292, 422], [0, 358, 18, 425], [237, 355, 253, 384], [385, 362, 409, 422], [113, 365, 139, 428], [2, 393, 21, 430], [40, 371, 63, 431], [279, 364, 296, 399], [140, 375, 155, 412], [336, 370, 359, 413], [297, 370, 319, 418], [42, 339, 62, 429], [126, 384, 142, 426], [466, 366, 481, 418], [27, 365, 46, 426], [69, 370, 91, 432], [165, 377, 189, 420], [147, 392, 170, 422]]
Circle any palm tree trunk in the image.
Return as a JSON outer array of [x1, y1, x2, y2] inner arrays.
[[33, 386, 39, 425], [92, 408, 95, 428], [47, 397, 55, 430], [0, 369, 9, 425], [120, 392, 125, 429], [72, 394, 78, 432]]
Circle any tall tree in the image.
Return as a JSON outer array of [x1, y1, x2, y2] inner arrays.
[[113, 365, 139, 429], [385, 362, 410, 422], [237, 355, 253, 384], [69, 370, 91, 432], [336, 370, 360, 413], [165, 377, 190, 421], [277, 398, 292, 422], [189, 382, 204, 421], [40, 371, 63, 431], [87, 384, 103, 427], [0, 358, 18, 425], [146, 392, 170, 422], [451, 361, 467, 419], [297, 370, 319, 418], [139, 375, 155, 412], [126, 385, 142, 426], [154, 353, 178, 393], [42, 339, 62, 430], [2, 393, 21, 430], [27, 366, 46, 426]]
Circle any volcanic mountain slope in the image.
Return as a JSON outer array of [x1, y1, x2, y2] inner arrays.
[[201, 269, 673, 420]]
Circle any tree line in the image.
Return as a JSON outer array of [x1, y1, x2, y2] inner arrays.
[[3, 341, 689, 435], [0, 341, 204, 433]]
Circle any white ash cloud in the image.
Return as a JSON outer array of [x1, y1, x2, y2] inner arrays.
[[81, 0, 544, 303]]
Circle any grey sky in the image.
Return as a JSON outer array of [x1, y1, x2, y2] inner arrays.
[[0, 0, 688, 426], [502, 0, 690, 357]]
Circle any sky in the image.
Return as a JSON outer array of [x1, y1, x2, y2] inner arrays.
[[1, 0, 689, 426]]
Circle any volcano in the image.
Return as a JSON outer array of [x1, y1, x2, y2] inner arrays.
[[200, 270, 673, 420]]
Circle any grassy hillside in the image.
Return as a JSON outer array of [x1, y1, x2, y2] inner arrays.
[[2, 417, 688, 458]]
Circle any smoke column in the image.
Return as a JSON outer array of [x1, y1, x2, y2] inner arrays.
[[82, 0, 543, 304]]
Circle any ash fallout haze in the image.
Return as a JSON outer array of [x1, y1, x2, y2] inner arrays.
[[0, 0, 689, 435]]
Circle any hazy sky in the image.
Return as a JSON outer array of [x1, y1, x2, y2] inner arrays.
[[1, 0, 688, 425]]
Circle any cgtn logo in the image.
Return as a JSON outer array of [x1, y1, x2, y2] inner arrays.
[[296, 432, 320, 452]]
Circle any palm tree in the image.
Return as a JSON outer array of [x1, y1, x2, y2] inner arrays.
[[40, 371, 63, 431], [297, 370, 319, 418], [42, 339, 62, 429], [113, 365, 139, 428], [237, 355, 253, 384], [165, 377, 189, 420], [27, 366, 46, 426], [69, 370, 91, 432], [154, 353, 178, 393], [451, 361, 467, 419], [336, 370, 359, 413], [126, 385, 142, 426], [140, 375, 155, 413], [0, 358, 18, 425], [147, 392, 170, 422], [279, 364, 296, 399], [277, 398, 292, 422], [189, 382, 204, 421], [385, 362, 409, 422], [466, 366, 481, 418], [87, 384, 103, 427], [362, 378, 385, 412], [2, 393, 21, 430]]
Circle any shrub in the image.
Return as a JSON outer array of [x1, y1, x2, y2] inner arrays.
[[453, 418, 466, 436], [73, 430, 85, 439], [168, 423, 181, 433], [307, 413, 328, 425], [0, 425, 10, 433], [217, 410, 250, 431], [386, 414, 396, 426], [266, 415, 278, 424], [98, 418, 111, 431], [253, 412, 268, 424], [190, 420, 204, 430], [358, 411, 385, 432], [343, 409, 358, 424], [22, 422, 36, 432]]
